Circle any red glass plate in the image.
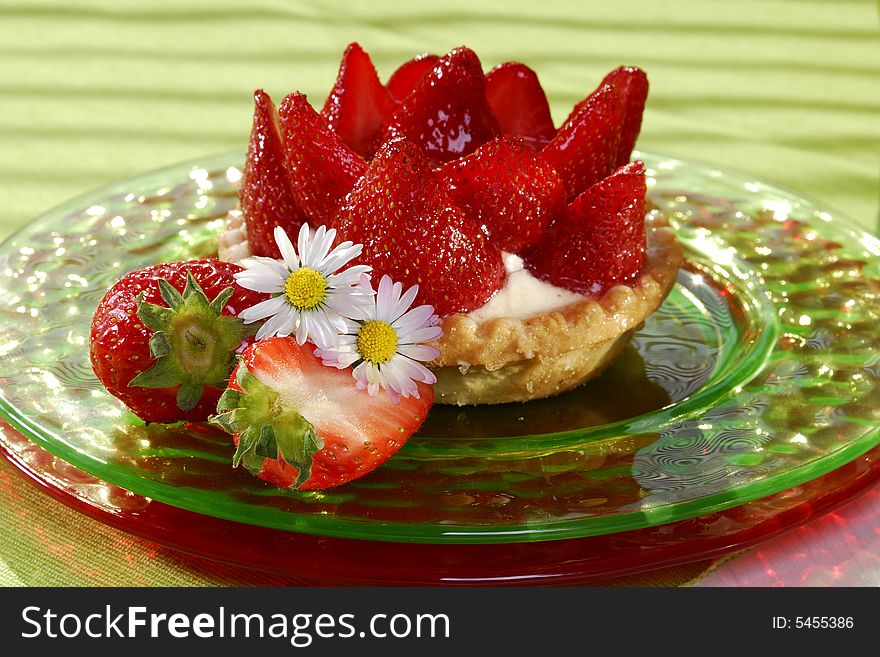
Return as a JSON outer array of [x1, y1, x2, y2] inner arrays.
[[3, 418, 878, 585]]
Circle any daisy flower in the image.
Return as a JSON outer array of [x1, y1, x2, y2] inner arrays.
[[316, 274, 443, 403], [234, 224, 373, 348]]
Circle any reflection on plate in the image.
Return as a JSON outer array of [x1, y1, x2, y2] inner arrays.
[[0, 152, 878, 543]]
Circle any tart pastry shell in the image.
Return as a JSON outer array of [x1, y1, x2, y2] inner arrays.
[[430, 214, 683, 405]]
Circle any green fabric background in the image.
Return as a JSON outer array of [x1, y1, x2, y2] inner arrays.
[[0, 0, 879, 585]]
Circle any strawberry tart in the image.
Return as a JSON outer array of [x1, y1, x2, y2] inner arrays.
[[219, 44, 683, 406], [88, 44, 683, 490]]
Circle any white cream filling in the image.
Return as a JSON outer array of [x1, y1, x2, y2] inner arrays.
[[466, 252, 585, 322]]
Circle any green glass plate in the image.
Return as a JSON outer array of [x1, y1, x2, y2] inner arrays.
[[1, 152, 878, 544]]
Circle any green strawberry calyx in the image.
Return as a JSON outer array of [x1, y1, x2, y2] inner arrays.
[[129, 271, 255, 412], [209, 365, 324, 489]]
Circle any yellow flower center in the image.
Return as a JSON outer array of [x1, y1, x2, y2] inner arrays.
[[356, 320, 398, 364], [284, 267, 327, 310]]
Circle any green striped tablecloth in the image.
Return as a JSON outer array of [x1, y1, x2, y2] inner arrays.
[[1, 0, 879, 586]]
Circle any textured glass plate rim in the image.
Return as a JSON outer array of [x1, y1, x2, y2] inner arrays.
[[3, 417, 879, 585], [0, 151, 878, 544]]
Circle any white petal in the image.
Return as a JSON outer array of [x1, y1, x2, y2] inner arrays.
[[393, 304, 436, 336], [274, 226, 300, 270], [308, 225, 336, 269], [259, 307, 295, 339], [239, 256, 289, 278], [394, 354, 437, 385], [397, 343, 441, 363], [239, 295, 288, 322], [232, 274, 284, 294], [273, 307, 298, 338], [405, 325, 448, 344], [388, 283, 419, 323], [375, 275, 399, 322], [320, 243, 364, 274], [297, 223, 313, 265], [327, 264, 372, 288]]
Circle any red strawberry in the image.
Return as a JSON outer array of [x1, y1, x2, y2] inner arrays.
[[440, 136, 564, 253], [210, 337, 432, 490], [377, 47, 501, 162], [485, 62, 556, 148], [541, 82, 624, 201], [524, 161, 647, 295], [600, 66, 649, 167], [239, 90, 307, 259], [89, 260, 269, 423], [321, 42, 395, 158], [333, 138, 504, 317], [277, 92, 368, 225], [385, 53, 439, 102]]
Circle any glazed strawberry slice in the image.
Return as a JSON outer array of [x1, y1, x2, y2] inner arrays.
[[525, 161, 647, 295], [541, 82, 624, 201], [385, 53, 439, 102], [600, 66, 649, 167], [321, 42, 395, 158], [377, 47, 501, 162], [277, 92, 368, 224], [90, 260, 268, 423], [485, 62, 556, 148], [210, 337, 432, 490], [440, 136, 564, 253], [239, 90, 307, 259], [333, 138, 504, 317]]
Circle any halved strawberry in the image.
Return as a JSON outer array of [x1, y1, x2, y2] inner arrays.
[[524, 161, 647, 295], [485, 62, 556, 148], [440, 136, 564, 253], [239, 90, 307, 259], [377, 47, 500, 162], [541, 82, 624, 201], [385, 53, 439, 102], [90, 260, 268, 423], [277, 92, 368, 225], [321, 42, 395, 158], [210, 337, 432, 490], [601, 66, 649, 167], [333, 138, 504, 317]]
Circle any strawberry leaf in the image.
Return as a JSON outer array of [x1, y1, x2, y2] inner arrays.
[[209, 368, 324, 489]]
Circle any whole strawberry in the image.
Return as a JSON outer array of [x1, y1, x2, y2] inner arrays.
[[484, 62, 557, 148], [440, 136, 564, 254], [277, 92, 367, 225], [240, 90, 307, 259], [321, 42, 394, 158], [377, 46, 500, 162], [525, 161, 648, 295], [541, 82, 624, 201], [211, 337, 433, 490], [333, 138, 505, 317], [90, 260, 268, 423]]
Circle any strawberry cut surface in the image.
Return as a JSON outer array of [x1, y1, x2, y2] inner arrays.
[[525, 161, 648, 295], [277, 92, 368, 225], [321, 42, 395, 158], [240, 90, 307, 259], [89, 260, 268, 424], [541, 82, 624, 202], [440, 136, 564, 254], [377, 47, 501, 162], [211, 337, 432, 490], [485, 62, 556, 148], [333, 138, 505, 317]]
